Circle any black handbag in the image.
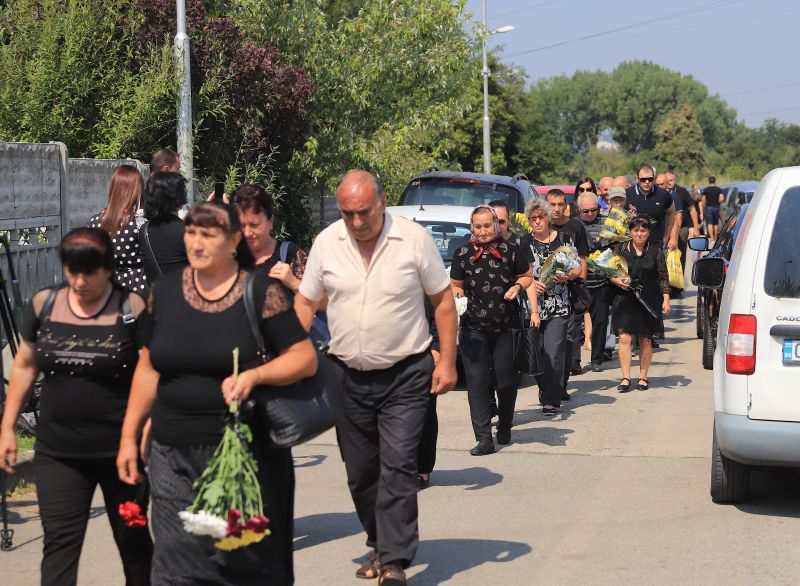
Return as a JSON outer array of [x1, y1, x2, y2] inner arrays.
[[568, 278, 592, 316], [242, 273, 343, 449], [512, 296, 543, 375]]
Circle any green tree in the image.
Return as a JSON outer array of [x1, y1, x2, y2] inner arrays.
[[654, 104, 707, 174]]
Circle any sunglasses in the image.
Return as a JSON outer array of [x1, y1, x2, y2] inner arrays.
[[577, 187, 595, 193], [498, 219, 507, 225], [528, 215, 547, 222], [580, 207, 599, 213], [639, 176, 655, 183]]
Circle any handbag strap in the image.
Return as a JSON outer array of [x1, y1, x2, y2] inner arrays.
[[141, 221, 163, 278], [278, 240, 290, 264], [243, 271, 267, 363]]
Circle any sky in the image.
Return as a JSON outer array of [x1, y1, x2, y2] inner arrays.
[[464, 0, 800, 128]]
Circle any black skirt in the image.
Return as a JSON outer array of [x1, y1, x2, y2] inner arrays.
[[148, 436, 295, 586]]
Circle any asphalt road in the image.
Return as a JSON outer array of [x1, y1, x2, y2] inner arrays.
[[4, 286, 800, 584]]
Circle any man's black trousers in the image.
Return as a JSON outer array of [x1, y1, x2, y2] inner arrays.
[[330, 351, 433, 567], [588, 284, 613, 365]]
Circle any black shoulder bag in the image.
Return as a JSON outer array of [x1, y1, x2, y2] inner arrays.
[[242, 272, 342, 449], [511, 295, 543, 375]]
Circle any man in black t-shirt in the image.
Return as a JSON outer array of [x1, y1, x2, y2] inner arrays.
[[667, 171, 700, 295], [701, 176, 724, 241], [625, 163, 676, 248], [547, 189, 589, 385]]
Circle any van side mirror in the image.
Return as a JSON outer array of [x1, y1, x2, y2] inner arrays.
[[688, 236, 709, 251], [692, 257, 725, 288]]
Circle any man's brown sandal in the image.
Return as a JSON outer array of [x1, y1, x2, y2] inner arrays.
[[356, 550, 381, 579], [378, 562, 407, 586]]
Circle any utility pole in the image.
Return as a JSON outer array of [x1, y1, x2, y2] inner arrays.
[[175, 0, 194, 197], [481, 0, 491, 174]]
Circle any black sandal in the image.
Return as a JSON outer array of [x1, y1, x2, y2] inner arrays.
[[356, 550, 381, 580], [637, 378, 649, 391], [378, 562, 407, 586], [617, 378, 632, 393]]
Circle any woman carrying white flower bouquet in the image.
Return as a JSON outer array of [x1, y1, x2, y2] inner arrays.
[[117, 202, 317, 585], [523, 198, 582, 416]]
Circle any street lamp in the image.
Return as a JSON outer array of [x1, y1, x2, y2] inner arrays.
[[482, 0, 514, 174], [175, 0, 194, 196]]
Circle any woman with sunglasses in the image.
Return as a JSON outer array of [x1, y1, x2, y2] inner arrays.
[[451, 205, 532, 455]]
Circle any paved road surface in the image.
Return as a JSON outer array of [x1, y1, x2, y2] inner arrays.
[[5, 287, 800, 584]]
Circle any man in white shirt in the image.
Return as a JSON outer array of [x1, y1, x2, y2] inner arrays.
[[295, 170, 457, 585]]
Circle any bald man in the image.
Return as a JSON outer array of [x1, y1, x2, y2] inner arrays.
[[295, 170, 457, 583], [612, 175, 631, 189], [598, 176, 613, 214]]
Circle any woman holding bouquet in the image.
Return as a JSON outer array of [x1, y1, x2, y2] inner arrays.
[[117, 202, 317, 585], [609, 216, 670, 392], [524, 198, 582, 416], [451, 205, 532, 455]]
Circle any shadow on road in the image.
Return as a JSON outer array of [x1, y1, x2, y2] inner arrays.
[[411, 538, 532, 584], [294, 454, 328, 469], [656, 374, 693, 389], [735, 467, 800, 518], [506, 426, 574, 447], [294, 511, 362, 551], [425, 467, 503, 491]]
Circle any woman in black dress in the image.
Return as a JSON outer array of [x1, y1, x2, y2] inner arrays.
[[451, 205, 532, 455], [139, 171, 188, 283], [89, 164, 147, 293], [117, 202, 317, 585], [0, 227, 153, 586], [610, 216, 671, 392]]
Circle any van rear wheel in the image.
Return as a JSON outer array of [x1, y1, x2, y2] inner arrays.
[[710, 428, 750, 503]]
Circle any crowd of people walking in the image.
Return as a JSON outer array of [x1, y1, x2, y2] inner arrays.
[[0, 150, 704, 585]]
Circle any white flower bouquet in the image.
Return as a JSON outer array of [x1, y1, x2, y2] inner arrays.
[[587, 248, 630, 282], [454, 294, 468, 317], [539, 245, 581, 287], [178, 348, 270, 551]]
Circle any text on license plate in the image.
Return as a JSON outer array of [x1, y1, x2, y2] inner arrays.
[[783, 339, 800, 362]]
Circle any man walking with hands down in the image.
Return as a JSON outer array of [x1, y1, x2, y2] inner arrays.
[[295, 170, 458, 586]]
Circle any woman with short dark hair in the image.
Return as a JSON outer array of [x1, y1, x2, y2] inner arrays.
[[610, 216, 671, 392], [0, 227, 153, 586], [230, 185, 307, 293], [89, 164, 147, 292], [117, 202, 317, 584], [139, 171, 189, 283]]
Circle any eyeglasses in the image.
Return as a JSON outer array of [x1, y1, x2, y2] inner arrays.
[[580, 207, 599, 214], [577, 187, 595, 193], [528, 215, 547, 222], [639, 176, 655, 183]]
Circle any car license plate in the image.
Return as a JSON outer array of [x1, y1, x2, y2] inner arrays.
[[782, 339, 800, 363]]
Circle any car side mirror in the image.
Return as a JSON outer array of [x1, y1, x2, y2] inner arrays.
[[688, 236, 709, 251], [692, 257, 725, 288]]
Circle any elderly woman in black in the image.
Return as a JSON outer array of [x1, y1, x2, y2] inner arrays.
[[0, 227, 153, 586], [451, 205, 532, 455], [610, 216, 671, 392], [524, 197, 582, 416], [117, 202, 317, 585]]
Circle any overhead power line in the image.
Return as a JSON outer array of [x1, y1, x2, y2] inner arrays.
[[740, 107, 800, 119], [503, 0, 744, 59], [489, 0, 566, 22], [721, 80, 800, 98]]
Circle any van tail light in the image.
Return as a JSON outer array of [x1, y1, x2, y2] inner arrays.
[[726, 314, 756, 375]]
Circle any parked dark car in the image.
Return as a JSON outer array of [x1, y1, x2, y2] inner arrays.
[[398, 168, 536, 213], [690, 203, 751, 369]]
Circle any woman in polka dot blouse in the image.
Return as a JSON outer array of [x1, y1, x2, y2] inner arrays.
[[88, 164, 147, 293]]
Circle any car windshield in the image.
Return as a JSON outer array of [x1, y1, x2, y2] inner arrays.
[[416, 220, 471, 265], [401, 179, 520, 211], [764, 186, 800, 298]]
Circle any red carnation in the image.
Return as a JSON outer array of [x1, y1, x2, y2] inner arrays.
[[118, 501, 147, 528], [244, 515, 270, 534], [226, 509, 243, 537]]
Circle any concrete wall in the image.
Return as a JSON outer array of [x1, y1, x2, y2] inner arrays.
[[0, 141, 148, 305]]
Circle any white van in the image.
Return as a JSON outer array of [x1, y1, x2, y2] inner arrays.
[[693, 166, 800, 503]]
